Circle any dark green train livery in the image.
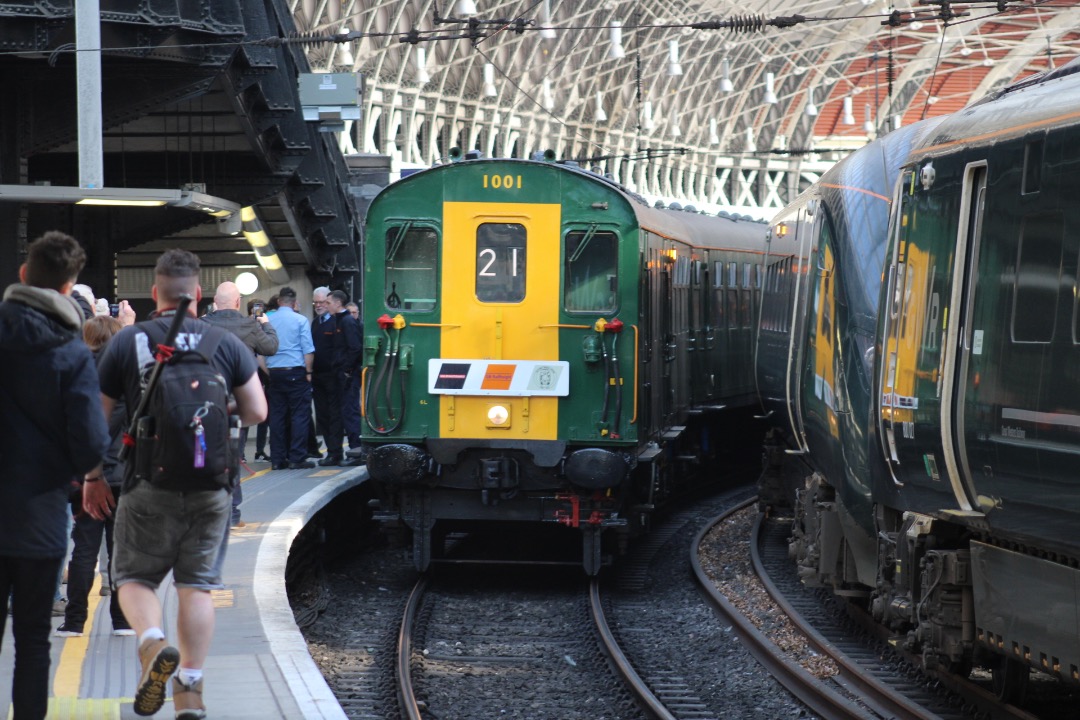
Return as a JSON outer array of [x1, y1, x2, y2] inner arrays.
[[360, 156, 767, 573], [758, 58, 1080, 695]]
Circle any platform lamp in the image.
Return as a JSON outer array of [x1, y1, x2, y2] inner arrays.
[[483, 63, 497, 97], [415, 48, 431, 83], [668, 107, 681, 137], [842, 96, 855, 125], [336, 27, 355, 67], [641, 100, 655, 132], [454, 0, 478, 17], [594, 92, 608, 123], [609, 21, 625, 59], [666, 40, 683, 76], [539, 0, 556, 39], [719, 58, 734, 93], [235, 272, 259, 297], [804, 87, 818, 117], [763, 73, 778, 104]]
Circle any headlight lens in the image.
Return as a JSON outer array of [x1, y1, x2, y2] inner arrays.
[[487, 404, 510, 426]]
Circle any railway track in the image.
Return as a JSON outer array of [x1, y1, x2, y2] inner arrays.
[[692, 504, 1054, 720], [393, 484, 812, 719]]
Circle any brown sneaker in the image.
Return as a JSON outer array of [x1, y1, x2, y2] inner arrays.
[[133, 638, 179, 716], [172, 676, 207, 719]]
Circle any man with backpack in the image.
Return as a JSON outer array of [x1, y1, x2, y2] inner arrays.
[[84, 249, 267, 719]]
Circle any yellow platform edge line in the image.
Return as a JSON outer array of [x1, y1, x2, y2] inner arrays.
[[53, 574, 103, 698]]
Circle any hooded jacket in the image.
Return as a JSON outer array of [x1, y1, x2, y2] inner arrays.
[[0, 284, 110, 558]]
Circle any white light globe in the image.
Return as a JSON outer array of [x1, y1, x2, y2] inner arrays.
[[235, 272, 259, 296]]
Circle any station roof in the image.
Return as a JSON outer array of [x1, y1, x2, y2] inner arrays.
[[290, 0, 1080, 163]]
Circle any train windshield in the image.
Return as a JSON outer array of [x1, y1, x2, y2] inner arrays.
[[475, 222, 527, 303], [385, 224, 438, 311], [564, 227, 617, 313]]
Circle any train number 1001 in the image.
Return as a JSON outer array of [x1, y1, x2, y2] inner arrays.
[[482, 174, 522, 189]]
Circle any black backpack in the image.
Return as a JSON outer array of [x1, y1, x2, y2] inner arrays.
[[133, 321, 239, 491]]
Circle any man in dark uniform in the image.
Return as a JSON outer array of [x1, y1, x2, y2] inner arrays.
[[310, 286, 344, 465], [328, 290, 364, 462]]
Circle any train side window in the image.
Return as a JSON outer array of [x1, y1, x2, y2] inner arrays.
[[1022, 137, 1044, 195], [476, 222, 527, 303], [1012, 212, 1064, 343], [385, 224, 439, 311], [714, 261, 724, 288], [565, 228, 617, 313]]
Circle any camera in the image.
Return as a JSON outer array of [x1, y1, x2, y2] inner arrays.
[[109, 303, 120, 317]]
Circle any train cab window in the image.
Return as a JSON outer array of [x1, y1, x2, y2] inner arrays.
[[565, 227, 617, 313], [385, 224, 438, 311], [476, 222, 527, 303], [1012, 212, 1064, 343]]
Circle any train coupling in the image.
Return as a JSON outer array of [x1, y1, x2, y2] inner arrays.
[[544, 493, 627, 529], [479, 456, 519, 505]]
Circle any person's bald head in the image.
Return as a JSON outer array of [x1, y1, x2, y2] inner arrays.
[[214, 281, 241, 310]]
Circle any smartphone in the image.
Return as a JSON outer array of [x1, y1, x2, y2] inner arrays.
[[109, 303, 120, 317], [252, 303, 265, 317]]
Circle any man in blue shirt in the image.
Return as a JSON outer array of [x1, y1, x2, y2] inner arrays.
[[265, 286, 316, 470]]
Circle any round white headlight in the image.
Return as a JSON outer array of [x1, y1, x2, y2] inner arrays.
[[487, 405, 510, 425]]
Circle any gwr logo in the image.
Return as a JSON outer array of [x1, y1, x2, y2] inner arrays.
[[481, 364, 516, 390]]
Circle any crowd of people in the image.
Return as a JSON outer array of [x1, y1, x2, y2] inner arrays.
[[0, 231, 365, 720]]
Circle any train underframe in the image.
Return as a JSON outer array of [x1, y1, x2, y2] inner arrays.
[[763, 440, 1080, 699], [364, 409, 738, 575], [364, 441, 651, 575]]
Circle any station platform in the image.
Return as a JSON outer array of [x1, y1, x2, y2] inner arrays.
[[0, 459, 365, 720]]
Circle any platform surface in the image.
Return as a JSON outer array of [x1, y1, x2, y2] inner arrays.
[[0, 456, 365, 719]]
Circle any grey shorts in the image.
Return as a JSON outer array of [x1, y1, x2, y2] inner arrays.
[[112, 480, 231, 591]]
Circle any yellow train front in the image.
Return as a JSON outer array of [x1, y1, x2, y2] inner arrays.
[[361, 155, 767, 573]]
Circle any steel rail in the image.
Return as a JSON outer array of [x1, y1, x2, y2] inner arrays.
[[396, 575, 428, 720], [690, 497, 881, 720], [588, 578, 676, 720], [746, 511, 944, 720]]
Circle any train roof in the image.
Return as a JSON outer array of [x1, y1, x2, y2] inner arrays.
[[911, 55, 1080, 158], [374, 157, 768, 253]]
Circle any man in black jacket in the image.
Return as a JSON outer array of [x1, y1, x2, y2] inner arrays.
[[328, 290, 364, 462], [0, 231, 111, 720], [203, 281, 278, 527]]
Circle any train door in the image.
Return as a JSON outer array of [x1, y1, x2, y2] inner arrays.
[[949, 136, 1080, 538], [785, 212, 814, 454], [439, 201, 562, 441], [938, 163, 988, 511]]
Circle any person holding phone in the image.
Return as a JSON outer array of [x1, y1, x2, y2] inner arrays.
[[203, 282, 279, 527]]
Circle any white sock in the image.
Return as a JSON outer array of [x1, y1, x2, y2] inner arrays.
[[138, 628, 165, 646], [177, 668, 203, 687]]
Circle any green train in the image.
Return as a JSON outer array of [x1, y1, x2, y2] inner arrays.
[[360, 155, 768, 573], [759, 57, 1080, 697]]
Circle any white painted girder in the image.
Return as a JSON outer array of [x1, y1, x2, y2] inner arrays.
[[289, 0, 1080, 213]]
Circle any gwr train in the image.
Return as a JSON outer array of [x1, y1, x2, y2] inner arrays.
[[758, 57, 1080, 696], [359, 155, 767, 574]]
